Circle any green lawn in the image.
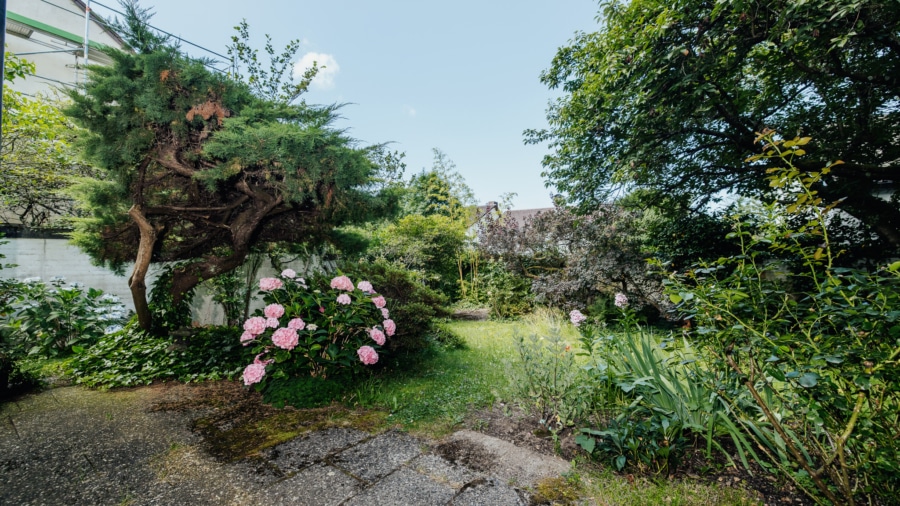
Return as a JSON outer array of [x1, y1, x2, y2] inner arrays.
[[353, 316, 763, 505]]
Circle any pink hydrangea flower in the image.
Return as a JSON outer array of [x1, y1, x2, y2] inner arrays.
[[381, 308, 390, 319], [271, 327, 299, 350], [330, 275, 354, 291], [243, 316, 267, 335], [372, 295, 387, 309], [569, 309, 587, 327], [287, 318, 305, 330], [266, 317, 279, 328], [357, 280, 374, 293], [369, 328, 386, 346], [240, 331, 255, 346], [614, 293, 629, 308], [357, 345, 379, 365], [281, 268, 297, 279], [242, 363, 266, 386], [264, 303, 285, 319], [383, 319, 396, 337], [336, 294, 352, 305], [259, 277, 283, 291]]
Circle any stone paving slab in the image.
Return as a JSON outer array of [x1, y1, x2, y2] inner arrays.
[[331, 430, 423, 483], [266, 427, 369, 474], [343, 467, 457, 506], [0, 386, 572, 505], [452, 478, 527, 506], [262, 463, 364, 506]]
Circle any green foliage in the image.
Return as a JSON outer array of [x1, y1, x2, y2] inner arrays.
[[2, 278, 129, 358], [577, 412, 688, 476], [665, 135, 900, 504], [514, 328, 592, 431], [148, 263, 197, 334], [464, 260, 533, 320], [205, 252, 264, 326], [1, 52, 98, 228], [369, 214, 468, 298], [530, 0, 900, 249], [69, 321, 247, 388], [260, 374, 349, 409], [339, 259, 450, 354], [228, 19, 317, 104]]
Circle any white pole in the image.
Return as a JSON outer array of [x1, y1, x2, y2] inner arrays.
[[83, 0, 91, 83]]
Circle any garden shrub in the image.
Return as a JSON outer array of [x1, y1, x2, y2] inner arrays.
[[69, 321, 247, 388], [339, 259, 449, 354], [665, 135, 900, 505], [238, 270, 395, 388], [1, 277, 129, 358]]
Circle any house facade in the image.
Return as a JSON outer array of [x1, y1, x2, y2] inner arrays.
[[5, 0, 126, 96]]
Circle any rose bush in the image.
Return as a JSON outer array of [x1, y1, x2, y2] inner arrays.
[[240, 270, 395, 386]]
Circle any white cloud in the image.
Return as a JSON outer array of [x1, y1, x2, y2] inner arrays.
[[293, 52, 340, 90], [403, 105, 417, 117]]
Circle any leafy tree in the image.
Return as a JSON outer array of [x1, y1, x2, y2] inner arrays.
[[403, 148, 476, 221], [0, 53, 98, 228], [529, 0, 900, 250], [478, 205, 666, 314], [227, 19, 318, 104], [66, 45, 390, 331]]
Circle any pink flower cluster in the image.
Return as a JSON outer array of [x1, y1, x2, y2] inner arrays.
[[383, 319, 396, 337], [281, 268, 297, 278], [259, 277, 283, 291], [288, 318, 305, 330], [614, 293, 629, 308], [336, 294, 352, 305], [372, 296, 386, 309], [272, 327, 299, 350], [357, 345, 379, 365], [244, 316, 267, 335], [569, 309, 587, 327], [242, 354, 274, 386], [369, 328, 386, 346], [357, 281, 374, 293], [264, 304, 285, 318], [330, 275, 354, 291], [381, 308, 390, 319]]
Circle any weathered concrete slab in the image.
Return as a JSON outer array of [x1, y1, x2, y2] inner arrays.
[[332, 430, 423, 482], [409, 453, 483, 491], [262, 463, 364, 506], [452, 478, 527, 506], [343, 467, 457, 506], [446, 429, 571, 487], [266, 427, 369, 474]]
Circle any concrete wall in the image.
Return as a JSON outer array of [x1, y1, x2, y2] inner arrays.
[[0, 237, 335, 326]]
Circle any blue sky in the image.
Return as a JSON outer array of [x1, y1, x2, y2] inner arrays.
[[91, 0, 602, 210]]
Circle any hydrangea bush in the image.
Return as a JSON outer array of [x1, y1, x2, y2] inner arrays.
[[240, 271, 396, 386]]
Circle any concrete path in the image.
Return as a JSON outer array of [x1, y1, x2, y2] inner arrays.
[[0, 386, 570, 505]]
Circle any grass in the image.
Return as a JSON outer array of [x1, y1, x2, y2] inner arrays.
[[352, 320, 524, 435], [350, 313, 763, 505]]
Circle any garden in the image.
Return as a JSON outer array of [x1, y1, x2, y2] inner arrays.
[[2, 1, 899, 505]]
